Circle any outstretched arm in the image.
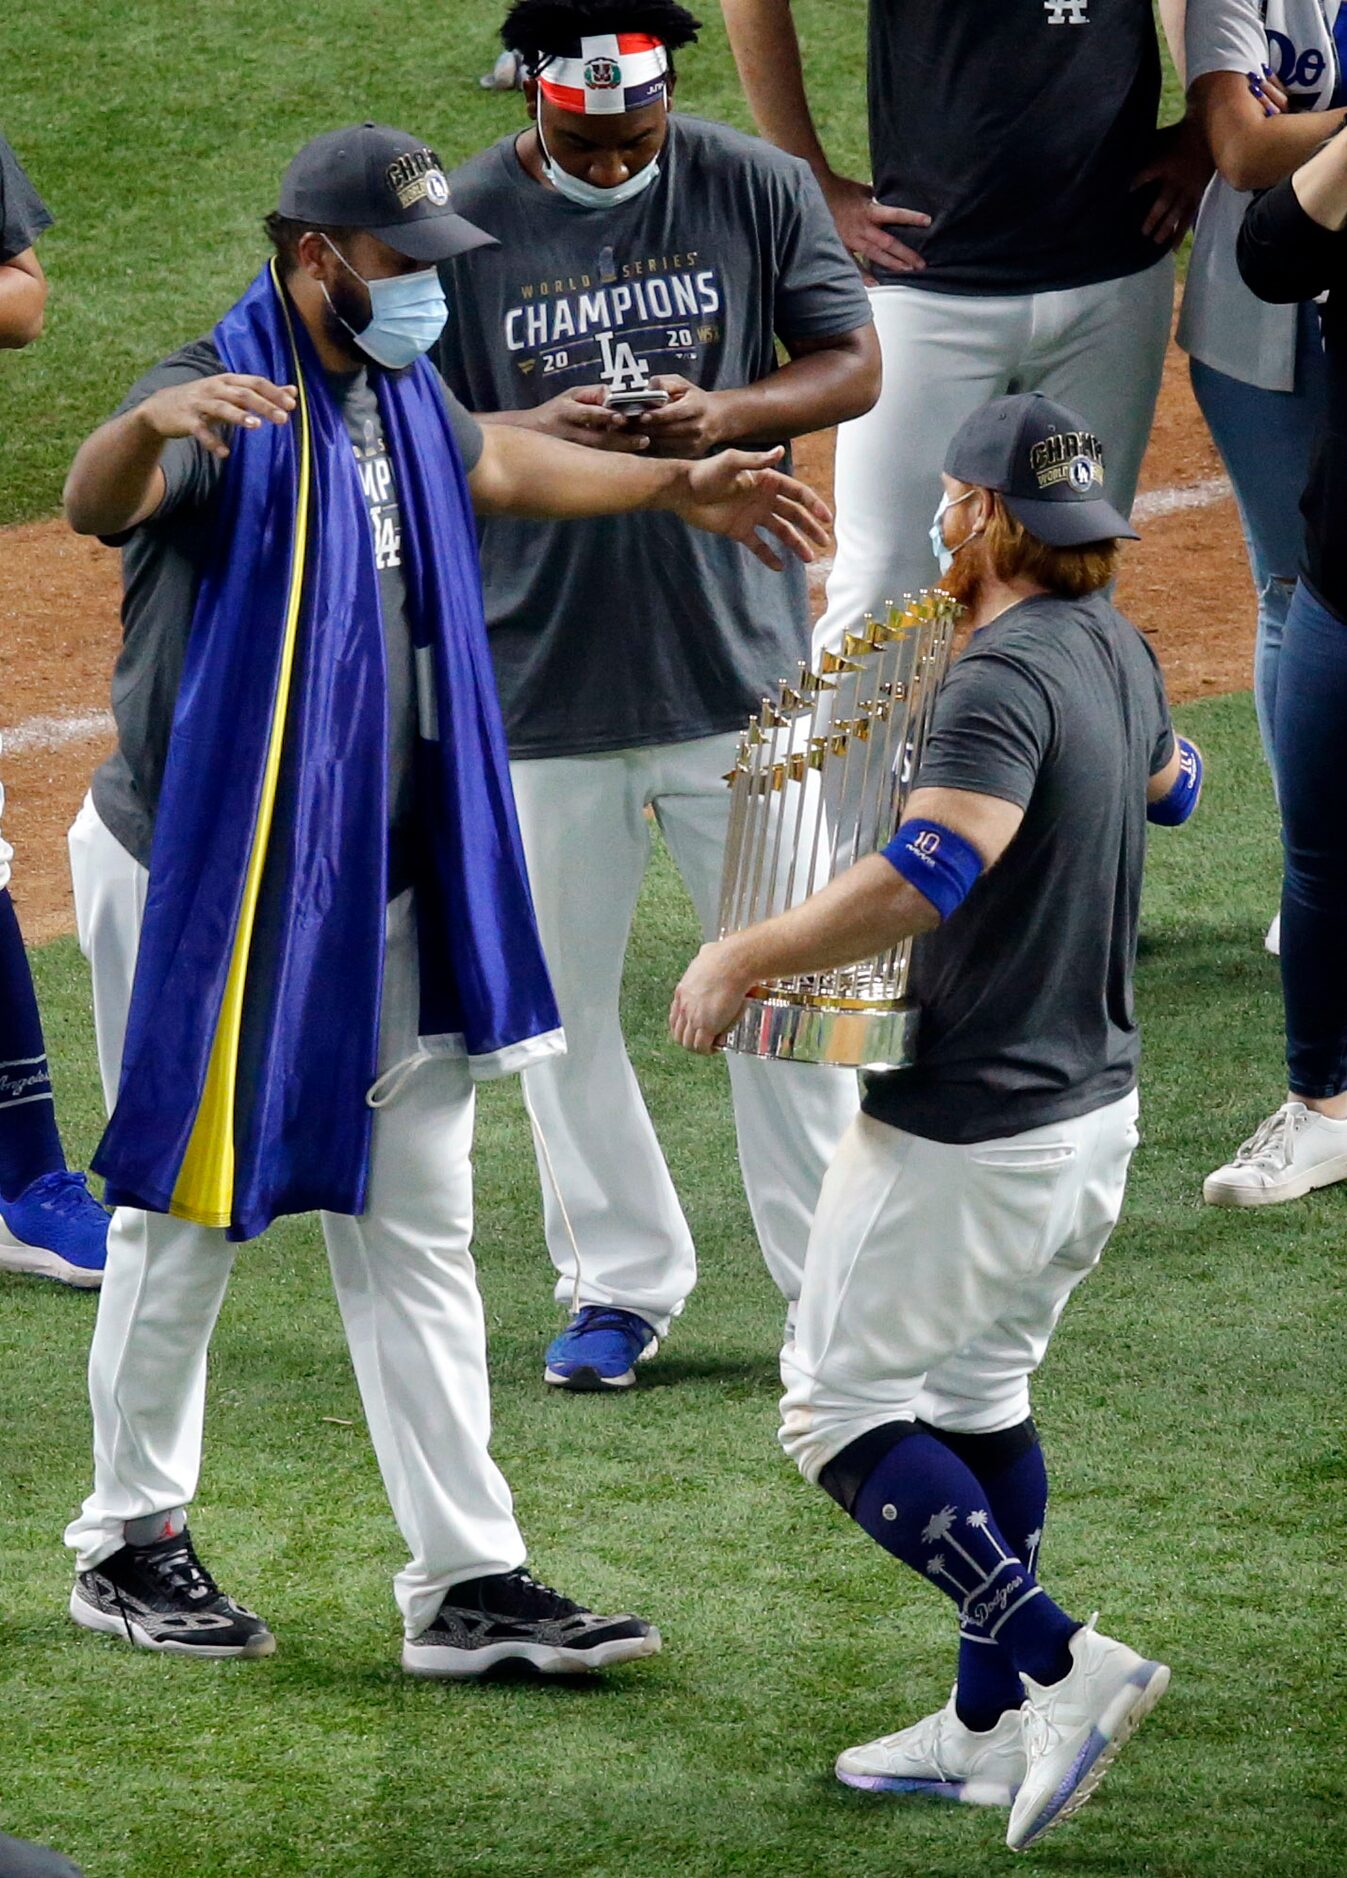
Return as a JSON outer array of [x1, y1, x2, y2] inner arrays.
[[466, 423, 831, 571], [64, 375, 297, 536]]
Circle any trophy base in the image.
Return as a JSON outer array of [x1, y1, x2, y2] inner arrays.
[[723, 992, 919, 1070]]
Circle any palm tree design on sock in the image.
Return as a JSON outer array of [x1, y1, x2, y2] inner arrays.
[[964, 1507, 1013, 1564], [924, 1552, 977, 1600], [1025, 1526, 1043, 1573], [919, 1504, 999, 1580]]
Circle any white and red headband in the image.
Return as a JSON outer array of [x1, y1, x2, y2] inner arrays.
[[537, 32, 670, 115]]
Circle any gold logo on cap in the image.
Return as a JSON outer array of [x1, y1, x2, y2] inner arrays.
[[385, 147, 449, 209], [1029, 430, 1104, 492]]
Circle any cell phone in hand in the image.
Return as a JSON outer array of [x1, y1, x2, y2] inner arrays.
[[603, 385, 671, 414]]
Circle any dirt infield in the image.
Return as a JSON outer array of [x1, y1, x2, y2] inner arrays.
[[2, 337, 1250, 945]]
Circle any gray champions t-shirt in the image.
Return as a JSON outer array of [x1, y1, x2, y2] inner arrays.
[[863, 590, 1175, 1145], [91, 337, 484, 883], [436, 115, 872, 759], [0, 129, 54, 261]]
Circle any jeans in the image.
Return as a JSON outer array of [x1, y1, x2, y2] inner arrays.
[[1190, 303, 1328, 785], [1275, 580, 1347, 1099]]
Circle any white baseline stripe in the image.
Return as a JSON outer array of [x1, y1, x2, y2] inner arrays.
[[1, 710, 115, 755], [1131, 476, 1231, 521]]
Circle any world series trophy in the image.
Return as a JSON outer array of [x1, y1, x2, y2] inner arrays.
[[716, 588, 961, 1069]]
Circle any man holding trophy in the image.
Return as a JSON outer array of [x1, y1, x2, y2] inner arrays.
[[672, 394, 1200, 1852]]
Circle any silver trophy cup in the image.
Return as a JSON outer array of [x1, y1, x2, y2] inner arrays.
[[717, 589, 960, 1069]]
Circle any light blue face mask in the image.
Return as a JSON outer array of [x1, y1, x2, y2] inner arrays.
[[322, 236, 449, 370], [929, 487, 979, 574], [536, 96, 662, 208]]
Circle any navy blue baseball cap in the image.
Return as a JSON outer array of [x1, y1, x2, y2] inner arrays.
[[944, 392, 1139, 548], [278, 124, 495, 263]]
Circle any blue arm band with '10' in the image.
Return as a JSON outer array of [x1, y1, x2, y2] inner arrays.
[[881, 818, 985, 921], [1147, 735, 1203, 826]]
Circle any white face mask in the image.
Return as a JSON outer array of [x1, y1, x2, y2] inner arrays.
[[536, 96, 662, 208], [929, 487, 979, 574], [321, 236, 448, 370]]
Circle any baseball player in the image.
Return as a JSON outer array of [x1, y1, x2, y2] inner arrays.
[[722, 0, 1212, 660], [671, 395, 1198, 1850], [59, 123, 828, 1673], [436, 0, 877, 1390], [0, 128, 110, 1289]]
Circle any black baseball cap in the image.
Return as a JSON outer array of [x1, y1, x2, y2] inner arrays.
[[944, 392, 1139, 548], [278, 123, 495, 264]]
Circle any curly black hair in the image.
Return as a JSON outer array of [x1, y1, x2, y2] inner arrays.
[[502, 0, 701, 75]]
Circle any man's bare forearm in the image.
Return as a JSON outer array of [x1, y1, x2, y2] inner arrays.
[[720, 854, 939, 988], [722, 0, 830, 174], [64, 409, 167, 536], [469, 421, 688, 517], [711, 331, 881, 444]]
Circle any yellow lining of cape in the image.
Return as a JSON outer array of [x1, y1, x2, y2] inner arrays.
[[169, 262, 311, 1228]]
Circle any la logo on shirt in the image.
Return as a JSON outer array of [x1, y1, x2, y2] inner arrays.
[[502, 242, 725, 396]]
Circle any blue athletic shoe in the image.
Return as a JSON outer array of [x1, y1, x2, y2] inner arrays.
[[0, 1170, 110, 1289], [543, 1305, 659, 1391]]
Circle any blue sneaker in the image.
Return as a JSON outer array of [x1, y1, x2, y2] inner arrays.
[[0, 1170, 110, 1289], [543, 1305, 659, 1391]]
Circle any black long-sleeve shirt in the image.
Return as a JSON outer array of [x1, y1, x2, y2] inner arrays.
[[1239, 164, 1347, 621]]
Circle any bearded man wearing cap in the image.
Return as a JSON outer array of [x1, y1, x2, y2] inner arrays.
[[436, 0, 880, 1394], [56, 121, 829, 1678], [670, 393, 1199, 1851]]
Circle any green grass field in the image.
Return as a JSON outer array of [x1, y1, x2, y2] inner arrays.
[[2, 4, 1338, 1874], [3, 695, 1346, 1877]]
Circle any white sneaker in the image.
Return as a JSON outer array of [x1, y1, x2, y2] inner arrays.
[[1006, 1618, 1169, 1851], [1265, 913, 1281, 956], [1203, 1101, 1347, 1207], [835, 1686, 1025, 1806]]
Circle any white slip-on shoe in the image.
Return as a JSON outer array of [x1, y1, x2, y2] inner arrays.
[[1006, 1617, 1169, 1851], [835, 1686, 1025, 1806], [1203, 1101, 1347, 1207]]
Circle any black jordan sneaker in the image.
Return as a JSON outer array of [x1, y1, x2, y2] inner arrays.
[[70, 1527, 275, 1658], [401, 1567, 661, 1679]]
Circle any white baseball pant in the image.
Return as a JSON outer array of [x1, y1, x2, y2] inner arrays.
[[509, 732, 861, 1335], [64, 796, 526, 1637], [814, 259, 1175, 659], [780, 1090, 1140, 1485]]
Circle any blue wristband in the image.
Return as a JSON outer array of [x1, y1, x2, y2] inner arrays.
[[1147, 736, 1203, 826], [882, 817, 985, 921]]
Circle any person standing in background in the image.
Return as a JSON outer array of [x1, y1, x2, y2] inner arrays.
[[1205, 123, 1347, 1206], [721, 0, 1211, 660], [437, 0, 877, 1392], [1177, 0, 1345, 953], [0, 128, 110, 1288]]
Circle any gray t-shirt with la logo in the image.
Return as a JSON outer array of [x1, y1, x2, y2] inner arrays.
[[437, 115, 871, 759]]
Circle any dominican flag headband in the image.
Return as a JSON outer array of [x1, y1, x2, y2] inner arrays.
[[536, 33, 670, 114]]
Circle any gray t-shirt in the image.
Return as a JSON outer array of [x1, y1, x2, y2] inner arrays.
[[91, 337, 484, 885], [863, 590, 1175, 1144], [436, 115, 872, 759], [0, 129, 53, 262]]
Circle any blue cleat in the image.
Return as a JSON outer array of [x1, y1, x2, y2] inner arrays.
[[0, 1170, 110, 1289], [543, 1305, 659, 1391]]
